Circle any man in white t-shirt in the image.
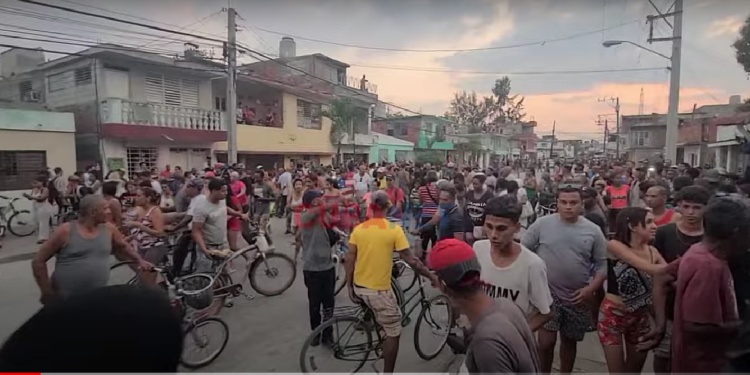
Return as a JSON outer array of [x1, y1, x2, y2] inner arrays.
[[353, 164, 372, 198], [473, 195, 553, 331]]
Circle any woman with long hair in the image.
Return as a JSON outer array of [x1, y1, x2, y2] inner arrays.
[[598, 207, 663, 374], [124, 187, 165, 285]]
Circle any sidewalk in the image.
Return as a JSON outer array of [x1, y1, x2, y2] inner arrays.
[[0, 235, 39, 265]]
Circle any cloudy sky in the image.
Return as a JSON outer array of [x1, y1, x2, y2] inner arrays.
[[1, 0, 749, 140]]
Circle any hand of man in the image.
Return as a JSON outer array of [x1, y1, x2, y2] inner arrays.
[[571, 285, 594, 306]]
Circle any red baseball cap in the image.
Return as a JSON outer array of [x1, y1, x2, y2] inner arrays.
[[427, 239, 481, 287]]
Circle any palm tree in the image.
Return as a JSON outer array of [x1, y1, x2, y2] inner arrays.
[[322, 98, 362, 166]]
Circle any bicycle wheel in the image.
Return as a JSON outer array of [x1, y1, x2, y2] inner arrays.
[[414, 294, 454, 360], [299, 315, 372, 374], [108, 261, 141, 286], [393, 261, 417, 294], [8, 210, 35, 237], [248, 252, 296, 296], [181, 317, 229, 369], [333, 255, 346, 296], [0, 224, 6, 237]]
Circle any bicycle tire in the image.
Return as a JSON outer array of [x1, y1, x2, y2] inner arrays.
[[108, 261, 140, 286], [8, 210, 35, 237], [248, 252, 296, 296], [180, 317, 230, 369], [414, 294, 454, 360], [333, 255, 346, 296], [299, 315, 372, 374], [0, 225, 6, 238], [393, 261, 417, 294]]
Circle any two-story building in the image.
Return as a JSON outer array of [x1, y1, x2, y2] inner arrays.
[[708, 112, 750, 173], [496, 121, 537, 160], [0, 45, 226, 175], [234, 37, 378, 165], [0, 102, 76, 211], [536, 135, 565, 159], [621, 112, 693, 163]]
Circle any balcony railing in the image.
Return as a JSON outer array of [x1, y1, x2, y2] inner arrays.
[[345, 76, 378, 94], [100, 98, 225, 131]]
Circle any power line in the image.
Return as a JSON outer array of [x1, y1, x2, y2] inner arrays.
[[252, 20, 640, 53], [137, 10, 223, 48], [0, 43, 226, 74], [17, 0, 225, 44], [345, 63, 667, 76], [0, 33, 185, 56]]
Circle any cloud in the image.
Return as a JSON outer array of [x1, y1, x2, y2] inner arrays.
[[336, 2, 515, 114], [705, 16, 744, 38]]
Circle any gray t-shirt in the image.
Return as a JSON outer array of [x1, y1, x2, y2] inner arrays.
[[465, 299, 541, 374], [521, 213, 607, 303], [191, 195, 228, 246], [300, 209, 335, 272]]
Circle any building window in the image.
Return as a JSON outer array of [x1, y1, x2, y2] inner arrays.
[[74, 67, 92, 86], [297, 99, 322, 129], [47, 71, 67, 92], [144, 73, 199, 107], [399, 123, 408, 136], [633, 131, 650, 147], [0, 151, 46, 191], [214, 97, 226, 111], [126, 147, 158, 175], [386, 123, 395, 136], [18, 80, 32, 98]]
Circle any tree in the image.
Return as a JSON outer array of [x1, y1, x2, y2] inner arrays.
[[733, 14, 750, 74], [446, 76, 526, 134], [322, 98, 363, 166], [445, 91, 488, 134]]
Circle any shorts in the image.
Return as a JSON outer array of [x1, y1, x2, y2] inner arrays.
[[653, 320, 674, 358], [138, 244, 168, 265], [355, 286, 402, 338], [597, 298, 651, 346], [543, 294, 594, 342]]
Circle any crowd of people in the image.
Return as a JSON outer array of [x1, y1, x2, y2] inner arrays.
[[5, 156, 750, 373]]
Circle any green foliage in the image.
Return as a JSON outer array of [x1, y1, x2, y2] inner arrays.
[[733, 15, 750, 74], [415, 149, 445, 165], [445, 76, 526, 133], [322, 98, 364, 165]]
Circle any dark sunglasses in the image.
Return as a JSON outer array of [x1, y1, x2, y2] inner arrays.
[[558, 183, 583, 191]]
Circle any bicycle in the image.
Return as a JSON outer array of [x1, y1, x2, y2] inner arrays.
[[109, 263, 235, 369], [0, 195, 35, 237], [331, 227, 419, 297], [299, 260, 454, 373], [210, 222, 296, 298]]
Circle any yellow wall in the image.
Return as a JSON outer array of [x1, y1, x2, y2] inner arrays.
[[214, 92, 335, 155]]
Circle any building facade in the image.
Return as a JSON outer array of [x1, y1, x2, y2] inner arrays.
[[0, 105, 76, 211]]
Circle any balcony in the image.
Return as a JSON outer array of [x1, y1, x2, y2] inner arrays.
[[100, 98, 225, 131], [99, 98, 226, 143]]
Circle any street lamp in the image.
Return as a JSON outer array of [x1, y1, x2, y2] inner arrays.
[[602, 39, 679, 164]]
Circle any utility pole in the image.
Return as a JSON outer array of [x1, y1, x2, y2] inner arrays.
[[604, 119, 609, 155], [647, 0, 682, 164], [226, 7, 238, 164], [598, 97, 620, 158], [549, 121, 556, 159]]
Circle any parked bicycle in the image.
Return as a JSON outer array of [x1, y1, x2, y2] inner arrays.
[[109, 263, 234, 369], [299, 260, 454, 373], [0, 195, 35, 237]]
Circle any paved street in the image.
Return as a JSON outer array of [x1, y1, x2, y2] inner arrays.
[[0, 215, 650, 373]]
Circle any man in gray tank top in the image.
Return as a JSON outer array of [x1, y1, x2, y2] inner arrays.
[[31, 195, 152, 304]]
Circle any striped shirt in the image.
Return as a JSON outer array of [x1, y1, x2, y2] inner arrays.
[[418, 184, 439, 219]]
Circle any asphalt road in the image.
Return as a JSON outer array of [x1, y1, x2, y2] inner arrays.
[[0, 218, 457, 373]]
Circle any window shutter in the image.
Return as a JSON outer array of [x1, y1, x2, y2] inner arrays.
[[145, 73, 164, 104]]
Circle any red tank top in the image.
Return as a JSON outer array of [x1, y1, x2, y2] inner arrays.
[[654, 209, 675, 227]]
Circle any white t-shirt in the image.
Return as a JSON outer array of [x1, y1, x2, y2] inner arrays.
[[472, 240, 553, 318], [150, 179, 163, 195], [353, 173, 372, 196]]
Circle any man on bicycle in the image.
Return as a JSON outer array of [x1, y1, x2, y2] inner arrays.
[[345, 190, 437, 374]]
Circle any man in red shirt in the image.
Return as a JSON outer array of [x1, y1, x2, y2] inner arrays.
[[159, 165, 172, 179], [643, 197, 749, 373], [384, 174, 404, 218]]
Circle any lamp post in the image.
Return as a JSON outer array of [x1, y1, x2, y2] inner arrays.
[[603, 38, 679, 163]]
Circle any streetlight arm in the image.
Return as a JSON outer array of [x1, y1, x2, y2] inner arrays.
[[623, 41, 671, 61]]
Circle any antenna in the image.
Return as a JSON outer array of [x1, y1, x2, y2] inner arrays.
[[638, 87, 644, 115]]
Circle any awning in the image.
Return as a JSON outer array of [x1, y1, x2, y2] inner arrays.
[[707, 139, 740, 148]]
